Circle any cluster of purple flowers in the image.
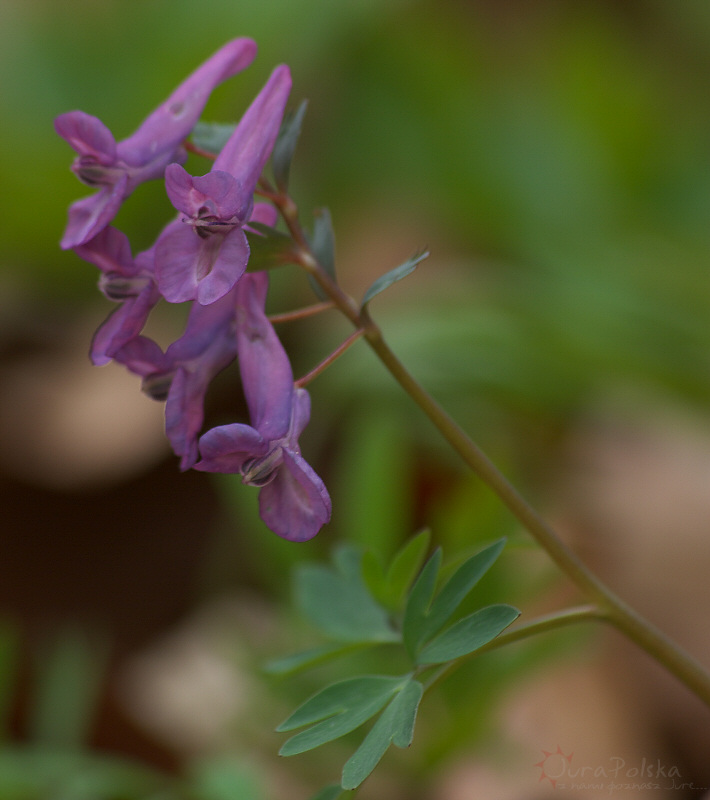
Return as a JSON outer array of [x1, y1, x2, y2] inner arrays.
[[56, 39, 331, 541]]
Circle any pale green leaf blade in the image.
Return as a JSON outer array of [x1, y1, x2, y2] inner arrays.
[[418, 538, 506, 645], [417, 604, 520, 665], [361, 252, 428, 309], [278, 676, 404, 756], [341, 679, 423, 790], [294, 560, 397, 644], [402, 548, 442, 659]]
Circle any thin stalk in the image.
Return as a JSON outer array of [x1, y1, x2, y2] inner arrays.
[[295, 329, 365, 388], [270, 188, 710, 708]]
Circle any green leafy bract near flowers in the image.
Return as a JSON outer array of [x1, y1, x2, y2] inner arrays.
[[307, 208, 337, 299], [272, 100, 308, 191], [245, 222, 297, 271], [294, 546, 398, 644], [360, 251, 429, 309], [277, 675, 407, 756], [190, 121, 237, 157], [417, 603, 520, 664], [341, 678, 423, 790]]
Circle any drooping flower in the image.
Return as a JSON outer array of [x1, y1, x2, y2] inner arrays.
[[112, 204, 279, 470], [154, 64, 291, 305], [55, 38, 257, 249], [73, 226, 161, 366], [194, 271, 331, 541]]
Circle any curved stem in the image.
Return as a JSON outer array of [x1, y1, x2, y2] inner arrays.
[[271, 188, 710, 708]]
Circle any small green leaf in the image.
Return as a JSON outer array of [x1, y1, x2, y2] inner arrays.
[[294, 552, 397, 644], [361, 252, 428, 309], [191, 121, 237, 156], [309, 784, 345, 800], [272, 100, 308, 191], [402, 548, 442, 659], [264, 643, 369, 676], [245, 223, 296, 271], [418, 538, 506, 645], [383, 530, 432, 609], [341, 679, 423, 790], [307, 208, 336, 299], [417, 604, 520, 665], [278, 675, 406, 756]]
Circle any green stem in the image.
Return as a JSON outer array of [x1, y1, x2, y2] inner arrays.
[[273, 188, 710, 708]]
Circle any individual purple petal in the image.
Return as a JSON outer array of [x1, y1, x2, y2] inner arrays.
[[258, 449, 331, 541], [73, 225, 136, 277], [195, 424, 268, 473], [214, 64, 292, 199], [90, 282, 161, 366], [60, 179, 127, 250], [154, 219, 249, 305], [196, 227, 250, 305], [54, 112, 117, 164], [248, 202, 279, 228], [112, 335, 168, 378], [235, 273, 293, 440], [119, 38, 257, 167]]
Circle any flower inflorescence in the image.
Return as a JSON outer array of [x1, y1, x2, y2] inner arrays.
[[56, 39, 331, 541]]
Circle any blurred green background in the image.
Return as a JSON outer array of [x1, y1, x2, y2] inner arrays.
[[3, 0, 710, 797]]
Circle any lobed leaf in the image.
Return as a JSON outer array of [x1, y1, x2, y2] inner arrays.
[[341, 679, 423, 790], [277, 675, 406, 756], [360, 251, 429, 309], [417, 538, 506, 645], [416, 604, 520, 665], [272, 100, 308, 191]]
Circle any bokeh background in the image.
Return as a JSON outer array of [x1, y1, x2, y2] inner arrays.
[[3, 0, 710, 797]]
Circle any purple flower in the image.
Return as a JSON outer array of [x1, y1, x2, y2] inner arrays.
[[194, 271, 331, 541], [154, 64, 291, 305], [56, 38, 257, 249], [73, 226, 161, 366]]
